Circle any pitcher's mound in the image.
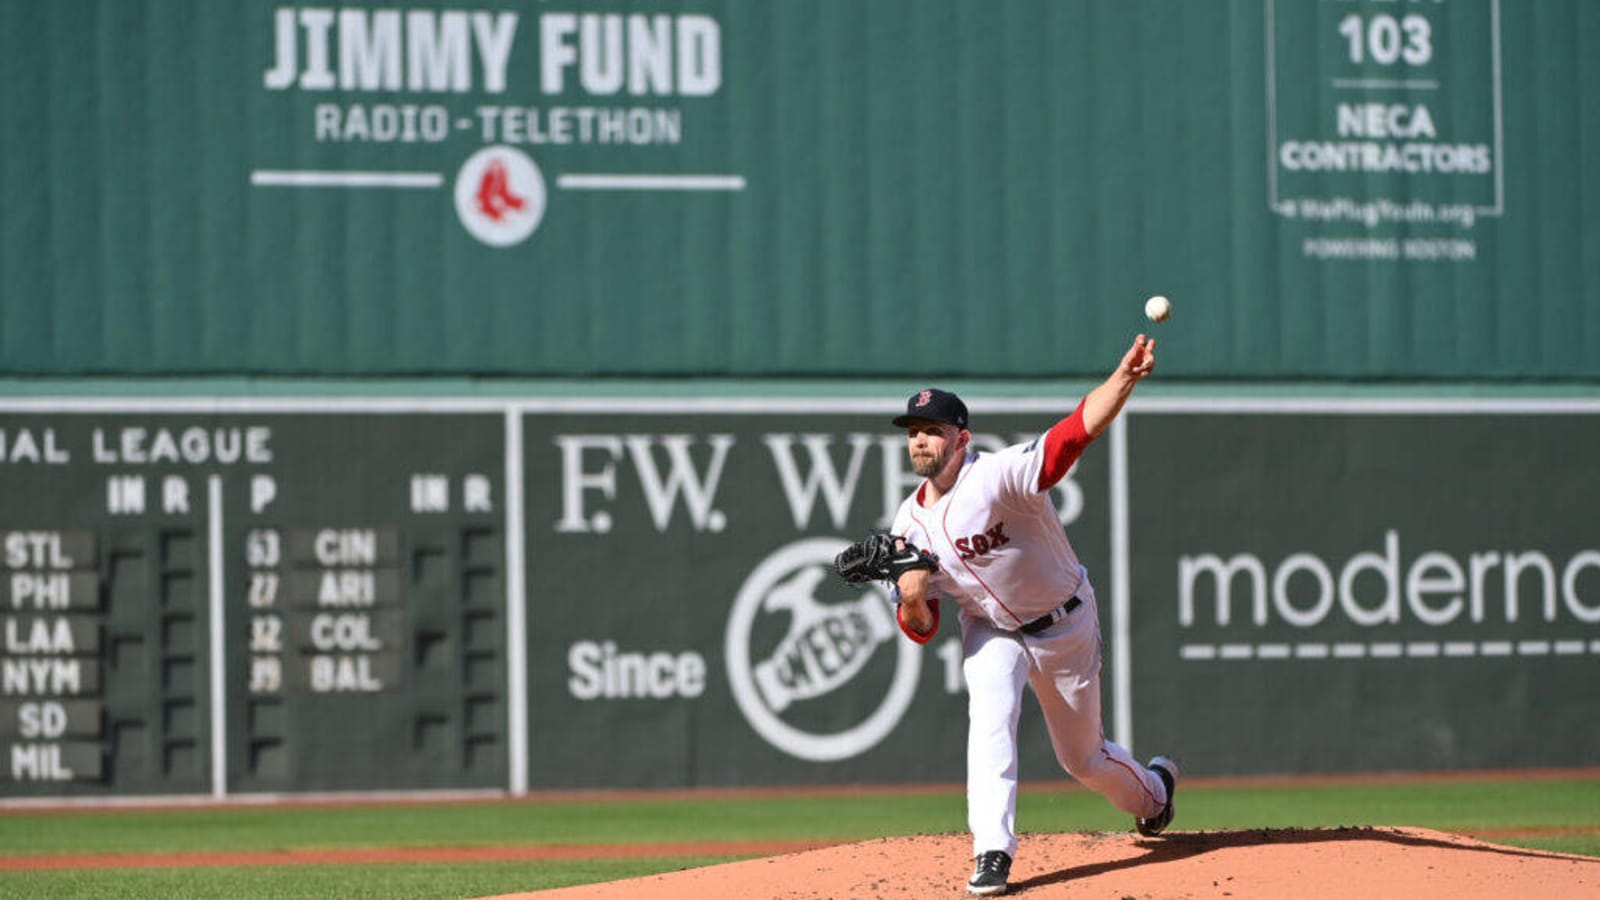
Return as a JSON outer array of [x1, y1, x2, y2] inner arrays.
[[495, 827, 1599, 899]]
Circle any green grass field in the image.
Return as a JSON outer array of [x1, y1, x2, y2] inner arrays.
[[2, 775, 1597, 899]]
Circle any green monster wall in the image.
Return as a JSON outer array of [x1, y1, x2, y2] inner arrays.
[[2, 0, 1596, 379]]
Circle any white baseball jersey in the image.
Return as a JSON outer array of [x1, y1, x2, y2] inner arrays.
[[890, 431, 1084, 631]]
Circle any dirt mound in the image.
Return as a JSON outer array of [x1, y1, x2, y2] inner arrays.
[[495, 827, 1600, 899]]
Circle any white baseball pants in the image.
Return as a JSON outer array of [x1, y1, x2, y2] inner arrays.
[[960, 583, 1168, 858]]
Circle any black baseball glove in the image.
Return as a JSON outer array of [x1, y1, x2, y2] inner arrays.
[[834, 533, 939, 586]]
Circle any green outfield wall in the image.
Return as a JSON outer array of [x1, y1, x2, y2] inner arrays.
[[3, 396, 1595, 799], [2, 0, 1598, 379]]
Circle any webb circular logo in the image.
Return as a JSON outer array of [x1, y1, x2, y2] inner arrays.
[[724, 538, 921, 762], [454, 145, 547, 246]]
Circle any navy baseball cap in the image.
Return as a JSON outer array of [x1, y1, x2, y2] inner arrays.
[[893, 388, 969, 429]]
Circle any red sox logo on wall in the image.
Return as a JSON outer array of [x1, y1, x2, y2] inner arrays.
[[454, 145, 548, 247]]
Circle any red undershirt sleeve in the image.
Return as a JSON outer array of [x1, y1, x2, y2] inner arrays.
[[896, 598, 939, 644], [1037, 398, 1094, 491]]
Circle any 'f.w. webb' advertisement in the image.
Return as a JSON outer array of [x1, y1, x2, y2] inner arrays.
[[521, 404, 1600, 788], [522, 407, 1109, 789]]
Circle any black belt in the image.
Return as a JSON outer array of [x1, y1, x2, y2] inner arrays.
[[1018, 596, 1082, 635]]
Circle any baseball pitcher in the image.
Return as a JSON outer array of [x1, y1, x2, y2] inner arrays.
[[835, 334, 1176, 897]]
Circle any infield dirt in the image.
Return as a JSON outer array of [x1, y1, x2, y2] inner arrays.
[[494, 827, 1600, 899]]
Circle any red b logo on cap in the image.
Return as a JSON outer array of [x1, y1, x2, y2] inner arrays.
[[916, 390, 933, 407]]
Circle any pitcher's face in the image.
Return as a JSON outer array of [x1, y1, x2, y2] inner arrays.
[[905, 421, 967, 478]]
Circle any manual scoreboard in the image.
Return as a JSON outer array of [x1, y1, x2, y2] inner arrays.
[[0, 409, 507, 797]]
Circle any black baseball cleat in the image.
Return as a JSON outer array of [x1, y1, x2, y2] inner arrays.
[[967, 850, 1012, 896], [1135, 755, 1179, 837]]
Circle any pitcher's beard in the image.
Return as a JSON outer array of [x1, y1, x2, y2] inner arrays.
[[911, 453, 939, 478]]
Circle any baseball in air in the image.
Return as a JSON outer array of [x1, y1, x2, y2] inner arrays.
[[1144, 295, 1172, 323]]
